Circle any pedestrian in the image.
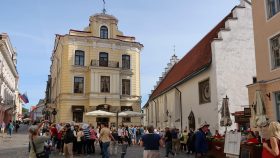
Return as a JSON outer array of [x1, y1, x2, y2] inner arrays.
[[75, 127, 84, 155], [63, 123, 74, 158], [120, 135, 129, 158], [44, 131, 53, 158], [82, 124, 91, 155], [15, 122, 20, 133], [1, 122, 5, 134], [262, 121, 280, 157], [7, 120, 14, 136], [187, 128, 195, 154], [180, 129, 188, 152], [99, 123, 115, 158], [164, 127, 175, 157], [110, 127, 118, 156], [89, 124, 97, 154], [195, 122, 210, 158], [140, 125, 163, 158], [29, 120, 51, 158], [171, 127, 179, 154]]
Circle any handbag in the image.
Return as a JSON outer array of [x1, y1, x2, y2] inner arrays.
[[31, 137, 47, 158]]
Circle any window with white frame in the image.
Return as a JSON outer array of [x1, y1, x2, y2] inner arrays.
[[275, 91, 280, 120], [101, 76, 110, 93], [271, 34, 280, 69], [73, 77, 84, 93], [122, 79, 130, 95], [74, 50, 85, 66], [267, 0, 280, 19], [100, 26, 108, 39]]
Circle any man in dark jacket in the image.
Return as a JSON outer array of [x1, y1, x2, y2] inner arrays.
[[63, 123, 74, 158], [195, 122, 210, 158]]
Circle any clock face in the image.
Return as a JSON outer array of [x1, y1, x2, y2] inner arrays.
[[199, 79, 210, 103], [203, 84, 210, 100]]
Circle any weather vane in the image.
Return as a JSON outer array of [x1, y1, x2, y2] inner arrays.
[[102, 0, 106, 14], [173, 45, 176, 54]]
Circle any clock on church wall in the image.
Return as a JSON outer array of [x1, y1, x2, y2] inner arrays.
[[199, 79, 211, 104]]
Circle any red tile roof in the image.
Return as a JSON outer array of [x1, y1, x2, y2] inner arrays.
[[149, 12, 233, 100]]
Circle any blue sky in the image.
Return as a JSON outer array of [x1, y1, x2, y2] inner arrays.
[[0, 0, 239, 109]]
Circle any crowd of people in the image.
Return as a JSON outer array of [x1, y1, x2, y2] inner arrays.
[[28, 121, 150, 158], [0, 120, 21, 136], [27, 119, 280, 158], [27, 119, 214, 158]]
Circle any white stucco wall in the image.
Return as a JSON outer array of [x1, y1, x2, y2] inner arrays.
[[211, 3, 256, 131]]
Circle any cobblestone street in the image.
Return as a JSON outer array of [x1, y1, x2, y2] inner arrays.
[[0, 124, 195, 158]]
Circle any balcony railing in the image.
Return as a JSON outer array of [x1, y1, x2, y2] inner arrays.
[[91, 60, 119, 68]]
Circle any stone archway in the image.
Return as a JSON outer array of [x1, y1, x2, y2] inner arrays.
[[188, 111, 195, 130]]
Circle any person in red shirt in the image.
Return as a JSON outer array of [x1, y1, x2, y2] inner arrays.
[[246, 131, 259, 144]]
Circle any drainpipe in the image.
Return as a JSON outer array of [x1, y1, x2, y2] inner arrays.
[[175, 87, 183, 132], [153, 100, 157, 128]]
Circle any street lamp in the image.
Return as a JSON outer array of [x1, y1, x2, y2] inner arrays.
[[52, 108, 57, 123]]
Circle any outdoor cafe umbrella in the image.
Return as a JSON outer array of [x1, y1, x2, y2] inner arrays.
[[118, 110, 145, 117], [252, 90, 269, 143], [220, 95, 232, 132], [253, 90, 269, 128], [85, 110, 116, 117]]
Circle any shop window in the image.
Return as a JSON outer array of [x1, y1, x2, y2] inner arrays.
[[122, 117, 131, 122], [121, 106, 133, 111]]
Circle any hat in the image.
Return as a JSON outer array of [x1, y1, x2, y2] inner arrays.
[[200, 121, 210, 128]]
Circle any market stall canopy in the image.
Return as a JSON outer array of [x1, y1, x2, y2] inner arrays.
[[85, 110, 116, 117], [118, 110, 145, 117], [253, 90, 269, 127]]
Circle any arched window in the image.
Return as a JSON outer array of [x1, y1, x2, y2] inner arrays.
[[188, 111, 196, 130], [100, 26, 108, 39]]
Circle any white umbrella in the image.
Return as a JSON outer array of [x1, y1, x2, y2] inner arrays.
[[85, 110, 116, 117], [253, 91, 269, 127], [118, 110, 145, 117], [253, 90, 269, 143]]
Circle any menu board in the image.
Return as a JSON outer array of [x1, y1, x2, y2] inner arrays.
[[224, 132, 241, 155]]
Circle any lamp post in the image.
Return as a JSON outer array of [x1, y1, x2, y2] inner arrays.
[[52, 108, 57, 123]]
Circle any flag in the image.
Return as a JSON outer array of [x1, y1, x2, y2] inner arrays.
[[20, 92, 29, 104]]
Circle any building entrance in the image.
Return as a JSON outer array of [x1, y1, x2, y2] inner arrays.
[[96, 117, 109, 126]]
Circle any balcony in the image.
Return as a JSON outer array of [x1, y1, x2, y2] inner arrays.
[[91, 60, 119, 68]]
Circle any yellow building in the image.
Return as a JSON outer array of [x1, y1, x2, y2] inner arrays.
[[49, 12, 143, 127], [248, 0, 280, 124]]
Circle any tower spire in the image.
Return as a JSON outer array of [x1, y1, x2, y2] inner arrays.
[[173, 45, 176, 55], [102, 0, 107, 14]]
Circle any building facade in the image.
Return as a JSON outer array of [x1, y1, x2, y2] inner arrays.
[[144, 1, 256, 132], [49, 13, 143, 127], [248, 0, 280, 124], [0, 33, 19, 123]]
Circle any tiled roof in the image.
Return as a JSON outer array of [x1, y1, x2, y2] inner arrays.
[[149, 12, 233, 100]]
